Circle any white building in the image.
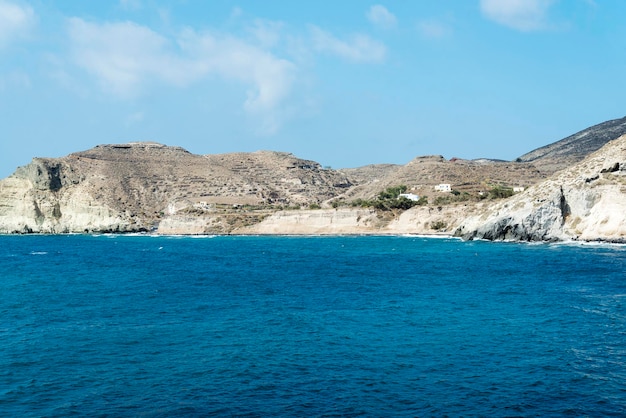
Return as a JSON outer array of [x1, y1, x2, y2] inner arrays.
[[434, 184, 451, 192], [398, 193, 420, 201]]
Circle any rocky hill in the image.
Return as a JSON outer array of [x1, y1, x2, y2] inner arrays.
[[0, 142, 352, 233], [517, 115, 626, 172], [0, 141, 553, 235], [337, 155, 546, 204], [456, 135, 626, 243], [2, 116, 626, 239]]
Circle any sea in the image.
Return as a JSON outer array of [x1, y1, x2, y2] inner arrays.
[[1, 234, 626, 417]]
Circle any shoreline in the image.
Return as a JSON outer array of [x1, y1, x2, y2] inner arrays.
[[3, 231, 626, 246]]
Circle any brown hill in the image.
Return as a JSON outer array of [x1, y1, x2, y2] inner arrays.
[[0, 142, 353, 233], [337, 155, 546, 203], [68, 142, 352, 209]]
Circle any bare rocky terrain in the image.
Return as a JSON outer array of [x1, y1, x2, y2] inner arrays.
[[517, 115, 626, 172], [1, 116, 625, 240], [0, 143, 354, 233], [339, 155, 546, 203], [456, 134, 626, 242]]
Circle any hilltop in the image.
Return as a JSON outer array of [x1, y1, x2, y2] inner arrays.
[[0, 142, 352, 233], [0, 116, 625, 240]]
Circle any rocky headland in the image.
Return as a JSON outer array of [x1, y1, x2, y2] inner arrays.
[[455, 134, 626, 243], [1, 117, 625, 242]]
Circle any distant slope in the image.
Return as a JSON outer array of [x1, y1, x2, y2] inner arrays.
[[517, 116, 626, 172], [338, 164, 401, 185], [338, 155, 547, 202]]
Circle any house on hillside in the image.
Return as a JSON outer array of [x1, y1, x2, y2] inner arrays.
[[398, 193, 420, 201], [434, 183, 451, 192]]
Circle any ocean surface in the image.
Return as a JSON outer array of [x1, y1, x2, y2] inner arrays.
[[1, 235, 626, 417]]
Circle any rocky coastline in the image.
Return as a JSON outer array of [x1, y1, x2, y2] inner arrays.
[[1, 129, 625, 243], [454, 135, 626, 243]]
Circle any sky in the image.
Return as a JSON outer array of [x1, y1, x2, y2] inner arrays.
[[1, 0, 625, 178]]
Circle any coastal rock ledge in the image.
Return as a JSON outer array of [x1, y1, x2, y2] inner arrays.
[[455, 135, 626, 243]]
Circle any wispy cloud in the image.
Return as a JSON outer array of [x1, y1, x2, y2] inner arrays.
[[65, 14, 387, 134], [0, 0, 35, 47], [367, 4, 397, 30], [125, 111, 144, 126], [309, 25, 386, 63], [68, 18, 192, 97], [67, 18, 296, 134], [480, 0, 555, 31], [178, 28, 296, 118]]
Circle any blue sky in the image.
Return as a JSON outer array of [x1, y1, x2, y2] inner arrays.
[[1, 0, 624, 177]]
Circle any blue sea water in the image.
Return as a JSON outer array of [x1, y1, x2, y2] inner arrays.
[[1, 235, 626, 417]]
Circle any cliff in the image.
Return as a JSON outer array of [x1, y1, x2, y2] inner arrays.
[[156, 204, 478, 236], [455, 135, 626, 243]]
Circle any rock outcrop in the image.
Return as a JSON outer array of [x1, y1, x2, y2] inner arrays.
[[455, 135, 626, 243]]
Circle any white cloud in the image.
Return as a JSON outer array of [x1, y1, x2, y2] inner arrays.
[[0, 0, 35, 47], [230, 7, 243, 19], [68, 18, 193, 97], [480, 0, 555, 31], [178, 29, 296, 118], [67, 18, 296, 133], [367, 4, 397, 30], [309, 26, 386, 63]]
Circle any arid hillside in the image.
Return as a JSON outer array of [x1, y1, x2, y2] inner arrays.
[[338, 155, 546, 203], [517, 115, 626, 172], [2, 116, 626, 236], [0, 143, 353, 233]]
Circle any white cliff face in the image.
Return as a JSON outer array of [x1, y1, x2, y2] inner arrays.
[[456, 135, 626, 242], [228, 204, 477, 236], [0, 160, 136, 233], [237, 208, 383, 235], [385, 204, 480, 235]]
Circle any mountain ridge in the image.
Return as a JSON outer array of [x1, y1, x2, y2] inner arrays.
[[516, 116, 626, 171]]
